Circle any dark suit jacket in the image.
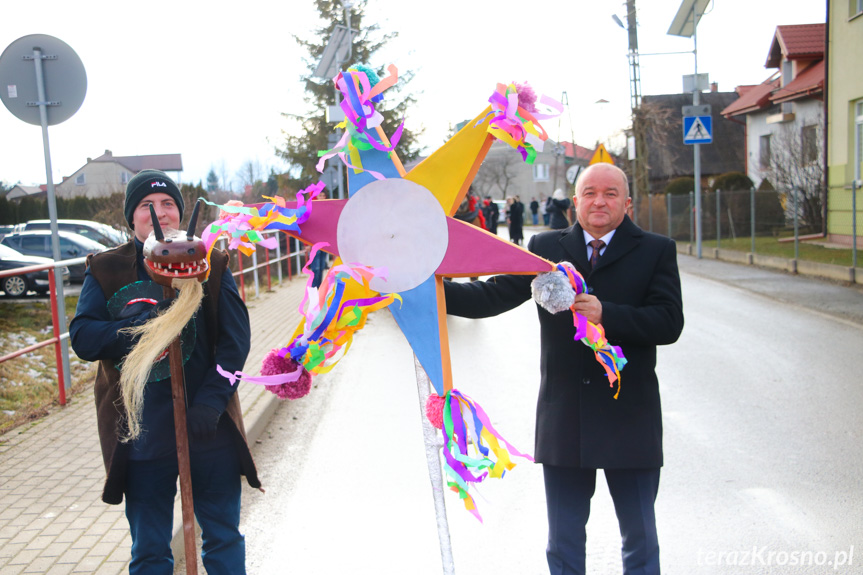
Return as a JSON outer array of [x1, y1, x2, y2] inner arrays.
[[443, 215, 683, 469]]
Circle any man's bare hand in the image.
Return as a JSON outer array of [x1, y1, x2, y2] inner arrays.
[[573, 293, 602, 324]]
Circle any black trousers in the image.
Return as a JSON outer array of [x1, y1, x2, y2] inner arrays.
[[543, 465, 661, 575]]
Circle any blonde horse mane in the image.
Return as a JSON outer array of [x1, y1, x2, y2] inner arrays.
[[118, 277, 204, 442]]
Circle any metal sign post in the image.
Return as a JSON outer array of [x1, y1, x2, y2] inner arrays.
[[0, 35, 87, 393]]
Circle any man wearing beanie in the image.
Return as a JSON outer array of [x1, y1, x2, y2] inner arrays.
[[70, 169, 259, 574]]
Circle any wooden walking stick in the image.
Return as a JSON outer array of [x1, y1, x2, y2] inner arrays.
[[142, 201, 210, 574], [164, 292, 197, 575]]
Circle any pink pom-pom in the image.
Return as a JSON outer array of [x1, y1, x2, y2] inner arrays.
[[218, 199, 244, 220], [425, 393, 446, 429], [514, 81, 538, 113], [260, 349, 312, 400]]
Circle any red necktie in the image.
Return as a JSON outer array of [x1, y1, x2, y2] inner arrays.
[[589, 239, 606, 269]]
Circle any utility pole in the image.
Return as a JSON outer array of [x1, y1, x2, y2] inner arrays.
[[615, 1, 649, 218]]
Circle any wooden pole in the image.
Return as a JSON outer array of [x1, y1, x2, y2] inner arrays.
[[164, 284, 198, 575]]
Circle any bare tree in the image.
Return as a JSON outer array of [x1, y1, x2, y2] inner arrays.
[[474, 153, 520, 199], [637, 100, 680, 186], [763, 110, 825, 230], [236, 159, 264, 192], [215, 160, 233, 195]]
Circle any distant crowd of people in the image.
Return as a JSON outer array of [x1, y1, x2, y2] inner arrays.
[[454, 188, 577, 246]]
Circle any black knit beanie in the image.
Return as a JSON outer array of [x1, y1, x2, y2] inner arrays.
[[124, 169, 184, 228]]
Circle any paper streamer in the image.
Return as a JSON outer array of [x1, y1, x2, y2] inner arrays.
[[219, 249, 402, 391], [316, 64, 404, 178], [555, 262, 627, 398], [440, 389, 534, 522], [282, 252, 402, 374], [201, 181, 326, 256], [476, 82, 563, 164]]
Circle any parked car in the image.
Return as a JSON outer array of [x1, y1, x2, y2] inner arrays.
[[20, 219, 128, 247], [1, 230, 106, 282], [0, 244, 70, 297], [0, 225, 14, 241]]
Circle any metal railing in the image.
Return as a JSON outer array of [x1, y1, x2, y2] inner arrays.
[[0, 257, 84, 406], [634, 185, 860, 266], [217, 230, 309, 302]]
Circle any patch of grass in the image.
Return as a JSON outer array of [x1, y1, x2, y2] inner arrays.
[[686, 236, 859, 267], [0, 295, 95, 435]]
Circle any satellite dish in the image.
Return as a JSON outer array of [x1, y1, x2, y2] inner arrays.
[[0, 34, 87, 126]]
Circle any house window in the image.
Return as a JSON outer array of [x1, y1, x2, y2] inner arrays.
[[120, 172, 130, 184], [801, 125, 818, 165], [759, 134, 772, 169], [855, 100, 863, 182], [852, 0, 863, 17], [75, 173, 85, 185], [533, 163, 550, 181]]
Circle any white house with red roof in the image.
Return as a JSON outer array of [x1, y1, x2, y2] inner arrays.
[[722, 24, 825, 189]]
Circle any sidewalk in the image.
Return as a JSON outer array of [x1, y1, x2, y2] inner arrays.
[[0, 275, 307, 574]]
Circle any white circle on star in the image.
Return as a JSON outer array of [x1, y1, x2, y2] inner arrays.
[[337, 178, 448, 293]]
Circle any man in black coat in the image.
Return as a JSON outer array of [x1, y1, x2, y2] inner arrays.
[[444, 163, 683, 575]]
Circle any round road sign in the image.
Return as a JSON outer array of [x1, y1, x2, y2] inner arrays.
[[0, 34, 87, 126]]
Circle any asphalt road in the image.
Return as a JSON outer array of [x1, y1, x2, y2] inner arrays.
[[236, 252, 863, 574]]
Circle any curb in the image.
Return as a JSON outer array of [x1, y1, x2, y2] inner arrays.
[[676, 243, 863, 285]]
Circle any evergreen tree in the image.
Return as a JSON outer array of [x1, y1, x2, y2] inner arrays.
[[276, 0, 422, 191], [0, 197, 13, 225], [17, 197, 46, 222], [206, 169, 219, 193]]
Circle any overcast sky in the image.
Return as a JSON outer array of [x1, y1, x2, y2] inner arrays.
[[1, 0, 826, 191]]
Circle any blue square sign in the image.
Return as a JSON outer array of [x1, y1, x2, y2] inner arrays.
[[683, 115, 712, 145]]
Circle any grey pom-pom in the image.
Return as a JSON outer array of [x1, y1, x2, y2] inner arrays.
[[531, 263, 576, 314]]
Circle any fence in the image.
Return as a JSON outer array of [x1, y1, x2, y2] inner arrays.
[[0, 259, 82, 405], [634, 185, 858, 267], [217, 231, 309, 302], [0, 230, 309, 406], [826, 180, 860, 268]]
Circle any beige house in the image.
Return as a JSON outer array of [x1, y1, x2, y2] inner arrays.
[[55, 150, 183, 199], [6, 184, 46, 202], [826, 1, 863, 247]]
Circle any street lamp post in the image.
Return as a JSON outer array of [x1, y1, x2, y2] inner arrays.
[[313, 0, 356, 200], [668, 0, 710, 258]]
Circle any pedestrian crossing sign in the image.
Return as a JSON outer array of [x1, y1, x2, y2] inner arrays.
[[683, 115, 712, 144]]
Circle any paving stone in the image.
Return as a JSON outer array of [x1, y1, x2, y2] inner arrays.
[[0, 541, 25, 559], [7, 547, 40, 565], [21, 555, 57, 573], [44, 563, 74, 575], [23, 533, 55, 551]]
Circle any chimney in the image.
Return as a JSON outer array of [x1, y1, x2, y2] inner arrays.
[[105, 149, 112, 156], [710, 82, 719, 92]]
